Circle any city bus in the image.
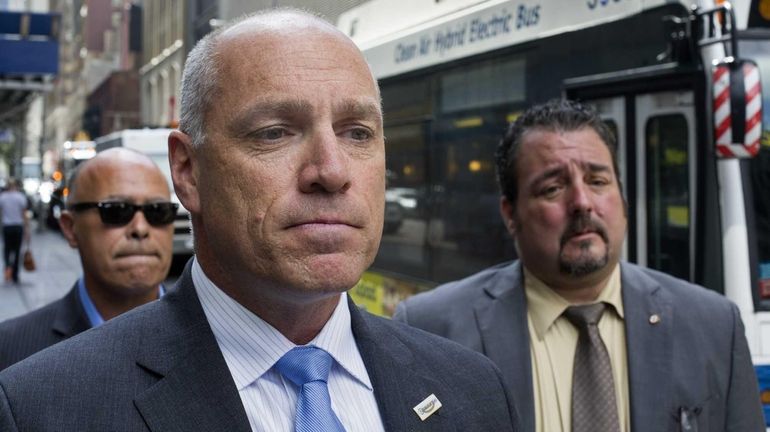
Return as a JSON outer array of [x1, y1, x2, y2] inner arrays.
[[338, 0, 770, 417], [94, 128, 193, 258]]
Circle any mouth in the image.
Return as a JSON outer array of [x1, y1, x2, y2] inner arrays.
[[560, 216, 608, 247], [286, 217, 362, 230], [114, 252, 160, 261]]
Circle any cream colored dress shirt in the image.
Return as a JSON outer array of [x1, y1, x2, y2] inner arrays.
[[525, 264, 630, 432]]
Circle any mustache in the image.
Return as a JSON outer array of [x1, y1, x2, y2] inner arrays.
[[560, 213, 608, 247]]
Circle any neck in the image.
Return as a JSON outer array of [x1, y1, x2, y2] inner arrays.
[[529, 264, 616, 304], [229, 285, 341, 345], [261, 294, 341, 345], [84, 281, 160, 321], [550, 282, 606, 304], [194, 245, 344, 345]]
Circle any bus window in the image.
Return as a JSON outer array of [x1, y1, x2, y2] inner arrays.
[[374, 122, 431, 280], [645, 114, 690, 280], [440, 58, 526, 113], [431, 111, 511, 283]]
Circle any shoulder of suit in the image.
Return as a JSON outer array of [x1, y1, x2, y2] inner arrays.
[[0, 296, 64, 336], [403, 260, 518, 307], [0, 294, 167, 378], [622, 262, 735, 310], [363, 310, 500, 368]]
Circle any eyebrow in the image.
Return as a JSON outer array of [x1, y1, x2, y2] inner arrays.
[[333, 99, 383, 123], [97, 193, 170, 201], [228, 98, 383, 137], [228, 100, 310, 136], [530, 161, 612, 187]]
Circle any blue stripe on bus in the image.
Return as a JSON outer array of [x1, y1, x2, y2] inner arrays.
[[755, 365, 770, 426]]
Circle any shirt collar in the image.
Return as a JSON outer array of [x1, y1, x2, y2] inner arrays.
[[524, 264, 624, 340], [191, 257, 372, 392], [78, 277, 166, 328]]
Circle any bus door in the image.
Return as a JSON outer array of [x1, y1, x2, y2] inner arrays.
[[581, 90, 697, 282], [634, 91, 696, 282]]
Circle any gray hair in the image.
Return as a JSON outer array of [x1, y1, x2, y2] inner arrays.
[[178, 26, 222, 148], [178, 8, 344, 148]]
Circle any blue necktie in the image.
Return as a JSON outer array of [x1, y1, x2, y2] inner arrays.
[[275, 346, 346, 432]]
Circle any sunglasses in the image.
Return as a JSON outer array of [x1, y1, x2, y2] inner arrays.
[[68, 201, 179, 226]]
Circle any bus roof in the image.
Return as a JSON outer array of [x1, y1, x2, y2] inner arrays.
[[337, 0, 740, 80]]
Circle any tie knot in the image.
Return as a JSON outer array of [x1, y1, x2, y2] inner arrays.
[[275, 346, 334, 387], [564, 302, 606, 328]]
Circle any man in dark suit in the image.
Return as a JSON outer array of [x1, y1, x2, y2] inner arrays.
[[0, 148, 175, 370], [0, 10, 519, 431], [394, 99, 764, 431]]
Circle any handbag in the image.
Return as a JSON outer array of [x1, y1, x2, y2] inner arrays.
[[23, 248, 35, 272]]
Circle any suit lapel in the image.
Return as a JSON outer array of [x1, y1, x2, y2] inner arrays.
[[473, 262, 535, 432], [133, 263, 251, 432], [51, 283, 91, 338], [350, 298, 455, 431], [621, 263, 673, 432]]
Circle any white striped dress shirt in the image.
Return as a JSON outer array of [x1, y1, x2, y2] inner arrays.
[[192, 259, 386, 432]]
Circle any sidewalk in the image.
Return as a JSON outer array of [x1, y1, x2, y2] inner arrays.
[[0, 222, 81, 322]]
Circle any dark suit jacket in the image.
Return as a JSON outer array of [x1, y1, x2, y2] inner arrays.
[[0, 283, 90, 371], [0, 260, 519, 431], [394, 261, 765, 432]]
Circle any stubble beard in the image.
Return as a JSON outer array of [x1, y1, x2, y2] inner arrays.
[[558, 239, 609, 276]]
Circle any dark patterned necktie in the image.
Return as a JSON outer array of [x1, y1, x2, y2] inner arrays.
[[564, 303, 620, 432]]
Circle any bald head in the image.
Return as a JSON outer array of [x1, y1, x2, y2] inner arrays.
[[178, 8, 378, 148], [68, 147, 170, 204]]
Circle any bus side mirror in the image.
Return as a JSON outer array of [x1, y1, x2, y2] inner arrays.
[[713, 59, 762, 158]]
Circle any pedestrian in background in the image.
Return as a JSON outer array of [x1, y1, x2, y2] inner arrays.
[[0, 178, 29, 284], [394, 99, 764, 431], [0, 147, 176, 370]]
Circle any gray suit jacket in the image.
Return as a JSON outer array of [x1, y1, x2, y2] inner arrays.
[[394, 261, 765, 432], [0, 260, 519, 431], [0, 283, 90, 371]]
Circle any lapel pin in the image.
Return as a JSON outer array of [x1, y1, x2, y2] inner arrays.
[[649, 314, 661, 325], [413, 393, 442, 421]]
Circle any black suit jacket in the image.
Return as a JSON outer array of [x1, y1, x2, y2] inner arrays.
[[394, 261, 765, 432], [0, 260, 519, 431], [0, 283, 90, 371]]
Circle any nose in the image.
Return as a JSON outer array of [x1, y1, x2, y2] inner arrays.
[[127, 210, 151, 240], [298, 127, 351, 194], [568, 181, 594, 214]]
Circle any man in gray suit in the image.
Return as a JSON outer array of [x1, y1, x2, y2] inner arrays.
[[394, 99, 764, 431], [0, 148, 175, 370], [0, 10, 519, 431]]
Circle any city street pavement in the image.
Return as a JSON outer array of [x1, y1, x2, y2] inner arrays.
[[0, 221, 81, 323], [0, 221, 185, 323]]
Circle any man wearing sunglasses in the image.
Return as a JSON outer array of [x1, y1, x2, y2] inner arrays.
[[0, 147, 175, 370]]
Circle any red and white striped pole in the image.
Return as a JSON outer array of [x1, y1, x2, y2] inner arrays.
[[713, 60, 763, 158]]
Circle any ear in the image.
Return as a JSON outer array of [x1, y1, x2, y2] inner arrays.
[[58, 211, 79, 248], [169, 130, 201, 214], [500, 196, 518, 237]]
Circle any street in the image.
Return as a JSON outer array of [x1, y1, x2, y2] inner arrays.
[[0, 221, 183, 323]]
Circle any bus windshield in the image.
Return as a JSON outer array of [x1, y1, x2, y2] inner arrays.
[[739, 38, 770, 303]]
